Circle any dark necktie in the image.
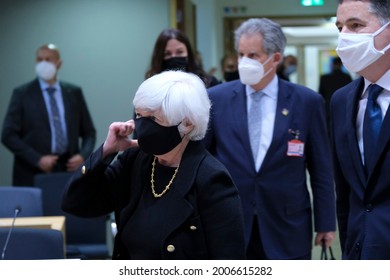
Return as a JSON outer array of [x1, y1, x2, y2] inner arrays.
[[363, 84, 384, 172], [47, 87, 66, 154]]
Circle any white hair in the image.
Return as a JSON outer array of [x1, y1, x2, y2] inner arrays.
[[133, 71, 211, 140]]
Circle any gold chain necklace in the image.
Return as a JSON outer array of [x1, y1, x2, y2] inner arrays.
[[150, 156, 179, 198]]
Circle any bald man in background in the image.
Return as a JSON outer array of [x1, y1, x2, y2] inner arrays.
[[2, 44, 96, 186]]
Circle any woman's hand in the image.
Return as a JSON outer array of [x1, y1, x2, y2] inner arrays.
[[102, 120, 138, 157]]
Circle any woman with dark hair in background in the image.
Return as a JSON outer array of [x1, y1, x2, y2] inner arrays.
[[145, 28, 219, 88], [132, 28, 220, 139]]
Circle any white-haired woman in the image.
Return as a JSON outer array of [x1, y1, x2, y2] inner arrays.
[[62, 71, 245, 260]]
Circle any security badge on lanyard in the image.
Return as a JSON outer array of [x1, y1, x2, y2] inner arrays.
[[287, 129, 304, 157]]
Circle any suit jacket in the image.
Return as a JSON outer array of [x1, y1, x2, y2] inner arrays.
[[331, 77, 390, 259], [61, 141, 246, 260], [203, 78, 336, 259], [1, 78, 96, 186], [319, 69, 352, 124], [319, 69, 353, 104]]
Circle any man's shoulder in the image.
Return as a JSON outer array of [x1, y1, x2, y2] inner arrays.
[[279, 78, 317, 95], [14, 79, 81, 92], [320, 73, 332, 80], [208, 80, 243, 95], [332, 78, 361, 100], [59, 80, 81, 91], [14, 79, 39, 91]]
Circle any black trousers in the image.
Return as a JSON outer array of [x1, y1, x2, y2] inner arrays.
[[246, 216, 311, 260], [246, 216, 267, 259], [52, 152, 70, 172]]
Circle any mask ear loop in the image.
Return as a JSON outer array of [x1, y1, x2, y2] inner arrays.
[[262, 54, 274, 78], [176, 121, 185, 139], [263, 54, 274, 65], [372, 22, 390, 53], [177, 119, 193, 139], [372, 21, 390, 37]]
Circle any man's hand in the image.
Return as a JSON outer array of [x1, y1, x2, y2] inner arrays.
[[315, 231, 336, 248], [38, 155, 59, 173], [66, 154, 84, 172]]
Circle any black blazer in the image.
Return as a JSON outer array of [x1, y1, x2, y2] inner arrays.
[[61, 141, 246, 259], [1, 78, 96, 185]]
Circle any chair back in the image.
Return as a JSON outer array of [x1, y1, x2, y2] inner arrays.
[[0, 187, 43, 218], [0, 228, 64, 259], [34, 172, 109, 259]]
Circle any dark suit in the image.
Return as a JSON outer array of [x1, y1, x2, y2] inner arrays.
[[2, 78, 96, 186], [319, 70, 352, 102], [331, 77, 390, 259], [319, 69, 352, 129], [203, 78, 336, 259], [61, 141, 246, 259]]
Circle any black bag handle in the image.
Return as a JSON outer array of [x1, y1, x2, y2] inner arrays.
[[320, 239, 336, 260]]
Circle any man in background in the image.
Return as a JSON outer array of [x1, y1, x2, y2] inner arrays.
[[220, 52, 239, 82], [319, 56, 352, 131], [276, 54, 297, 81], [2, 44, 96, 186], [203, 18, 336, 260]]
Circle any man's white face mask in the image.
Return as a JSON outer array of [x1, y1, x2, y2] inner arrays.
[[238, 55, 273, 86], [336, 22, 390, 73], [35, 61, 57, 81]]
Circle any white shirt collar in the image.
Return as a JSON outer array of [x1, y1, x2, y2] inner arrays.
[[245, 74, 279, 99], [38, 78, 60, 92], [362, 69, 390, 97]]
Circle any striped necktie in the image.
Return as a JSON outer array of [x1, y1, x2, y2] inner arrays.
[[47, 87, 66, 154]]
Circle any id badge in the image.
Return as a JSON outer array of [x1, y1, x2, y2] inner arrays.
[[287, 139, 304, 157]]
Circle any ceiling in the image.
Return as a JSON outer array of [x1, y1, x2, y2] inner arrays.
[[281, 18, 339, 46]]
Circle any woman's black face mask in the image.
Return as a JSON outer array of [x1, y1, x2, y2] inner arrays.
[[135, 117, 182, 155], [162, 56, 188, 72], [224, 70, 239, 82]]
